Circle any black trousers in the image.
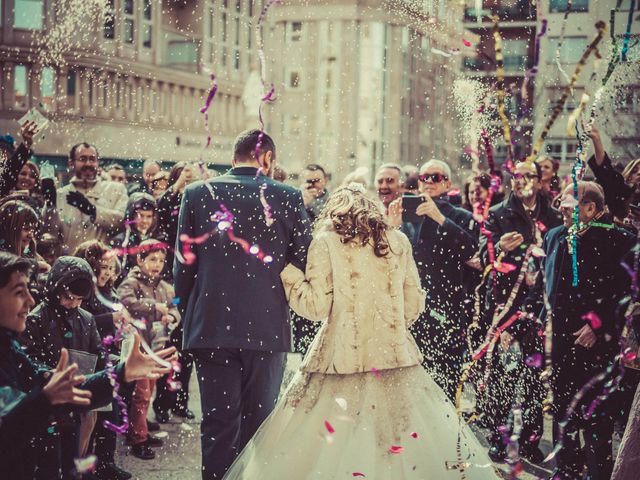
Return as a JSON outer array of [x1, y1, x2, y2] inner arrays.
[[552, 404, 614, 479], [154, 324, 194, 413], [410, 308, 466, 402], [193, 348, 286, 480]]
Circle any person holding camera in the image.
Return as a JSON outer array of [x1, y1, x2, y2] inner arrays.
[[301, 164, 329, 223], [389, 159, 477, 401]]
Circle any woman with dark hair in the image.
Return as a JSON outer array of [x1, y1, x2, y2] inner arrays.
[[462, 172, 503, 213], [0, 121, 37, 198], [536, 156, 563, 199]]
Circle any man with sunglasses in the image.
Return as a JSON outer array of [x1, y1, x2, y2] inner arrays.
[[478, 161, 562, 464], [403, 159, 478, 402]]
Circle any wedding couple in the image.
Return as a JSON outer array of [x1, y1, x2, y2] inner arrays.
[[174, 130, 498, 479]]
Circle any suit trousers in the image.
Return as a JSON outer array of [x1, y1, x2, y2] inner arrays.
[[193, 348, 286, 480]]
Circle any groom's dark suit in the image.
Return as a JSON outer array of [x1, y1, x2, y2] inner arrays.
[[174, 166, 311, 479]]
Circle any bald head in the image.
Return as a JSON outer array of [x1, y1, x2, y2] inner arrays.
[[559, 181, 605, 227]]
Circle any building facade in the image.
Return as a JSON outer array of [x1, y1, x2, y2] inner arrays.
[[0, 0, 259, 169], [263, 0, 465, 180], [532, 0, 640, 165], [462, 0, 537, 166]]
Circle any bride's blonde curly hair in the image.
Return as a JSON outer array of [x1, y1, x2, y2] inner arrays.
[[314, 183, 392, 258]]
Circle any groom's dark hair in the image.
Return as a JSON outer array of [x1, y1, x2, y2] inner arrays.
[[233, 129, 276, 164]]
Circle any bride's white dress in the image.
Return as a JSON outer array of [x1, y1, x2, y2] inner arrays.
[[224, 230, 499, 479]]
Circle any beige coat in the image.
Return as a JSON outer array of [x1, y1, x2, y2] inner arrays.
[[57, 177, 128, 253], [281, 229, 426, 374]]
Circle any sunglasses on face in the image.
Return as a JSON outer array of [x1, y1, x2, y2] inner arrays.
[[419, 173, 448, 183]]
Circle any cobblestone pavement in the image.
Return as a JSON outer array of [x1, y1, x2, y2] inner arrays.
[[115, 355, 574, 480]]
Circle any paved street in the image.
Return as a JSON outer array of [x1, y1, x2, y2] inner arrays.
[[115, 355, 564, 480]]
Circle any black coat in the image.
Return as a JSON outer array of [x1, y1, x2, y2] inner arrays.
[[21, 257, 102, 370], [0, 143, 31, 197], [156, 187, 183, 279], [588, 152, 634, 220], [174, 167, 312, 352], [479, 192, 562, 334], [0, 327, 126, 480], [413, 196, 478, 320], [539, 220, 635, 406]]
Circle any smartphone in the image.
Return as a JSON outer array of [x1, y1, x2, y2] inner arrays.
[[402, 194, 426, 224]]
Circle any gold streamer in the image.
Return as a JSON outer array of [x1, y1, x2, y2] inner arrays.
[[529, 21, 607, 161], [566, 93, 590, 136]]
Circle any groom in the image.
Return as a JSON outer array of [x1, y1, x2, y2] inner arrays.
[[174, 129, 312, 479]]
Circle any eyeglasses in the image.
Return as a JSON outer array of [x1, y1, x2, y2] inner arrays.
[[419, 173, 448, 183], [512, 173, 539, 181]]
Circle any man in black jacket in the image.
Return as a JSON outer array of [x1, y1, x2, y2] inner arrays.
[[537, 182, 634, 480], [405, 159, 477, 401], [174, 129, 312, 479], [479, 161, 562, 463], [0, 251, 176, 480]]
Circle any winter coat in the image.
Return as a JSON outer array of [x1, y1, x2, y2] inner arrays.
[[0, 143, 31, 197], [538, 219, 634, 408], [117, 266, 180, 346], [156, 186, 183, 279], [21, 256, 102, 370], [479, 192, 562, 337], [588, 152, 634, 220], [57, 177, 128, 253], [0, 327, 127, 480], [412, 195, 478, 322], [281, 229, 426, 374]]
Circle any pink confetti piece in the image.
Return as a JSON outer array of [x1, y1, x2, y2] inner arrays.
[[352, 473, 366, 478], [370, 367, 382, 378], [324, 420, 335, 434], [582, 311, 602, 330], [462, 38, 472, 47], [494, 262, 517, 273], [623, 349, 638, 362], [524, 353, 543, 368], [389, 445, 404, 454], [410, 431, 419, 439]]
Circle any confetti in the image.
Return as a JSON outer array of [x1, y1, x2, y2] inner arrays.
[[74, 455, 97, 474], [352, 472, 366, 477], [324, 420, 335, 434], [388, 445, 404, 454], [582, 312, 602, 330], [410, 431, 419, 439], [335, 397, 348, 410]]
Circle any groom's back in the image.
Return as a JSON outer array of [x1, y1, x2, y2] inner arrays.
[[174, 168, 311, 352]]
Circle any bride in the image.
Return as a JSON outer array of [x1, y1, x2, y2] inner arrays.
[[224, 183, 499, 479]]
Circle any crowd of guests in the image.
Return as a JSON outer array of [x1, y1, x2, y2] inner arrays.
[[1, 118, 640, 480]]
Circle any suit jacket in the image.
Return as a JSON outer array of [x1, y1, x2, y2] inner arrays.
[[174, 167, 312, 352], [281, 230, 426, 374]]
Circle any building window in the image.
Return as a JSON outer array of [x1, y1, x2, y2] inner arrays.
[[104, 0, 115, 39], [66, 70, 76, 97], [286, 68, 301, 89], [40, 67, 55, 110], [14, 65, 28, 109], [14, 0, 44, 30], [545, 139, 578, 162], [142, 0, 152, 48], [550, 0, 588, 13], [503, 39, 528, 71], [123, 0, 135, 44], [287, 21, 303, 42], [548, 37, 587, 64]]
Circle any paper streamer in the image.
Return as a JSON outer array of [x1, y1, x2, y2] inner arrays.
[[555, 0, 574, 84], [199, 73, 219, 149], [621, 0, 637, 62], [492, 19, 513, 162], [530, 21, 607, 160]]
